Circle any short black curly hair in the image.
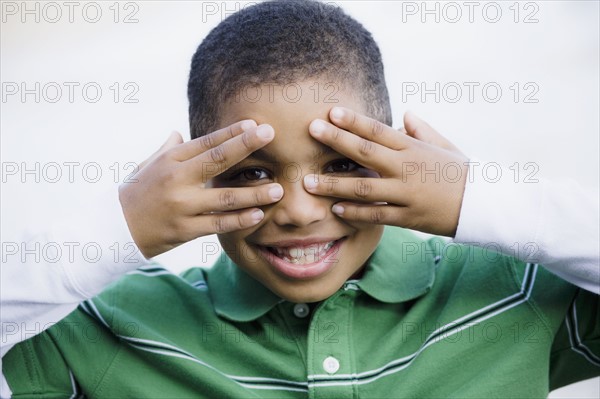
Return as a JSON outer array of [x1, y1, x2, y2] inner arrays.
[[188, 0, 392, 139]]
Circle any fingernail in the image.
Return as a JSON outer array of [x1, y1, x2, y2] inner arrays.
[[330, 107, 345, 121], [303, 174, 319, 190], [256, 125, 274, 140], [309, 120, 327, 137], [251, 209, 264, 223], [268, 185, 283, 200], [332, 204, 345, 215], [240, 119, 257, 131]]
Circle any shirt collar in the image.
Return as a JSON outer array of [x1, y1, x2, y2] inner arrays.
[[206, 254, 283, 322], [356, 226, 436, 303], [206, 226, 436, 322]]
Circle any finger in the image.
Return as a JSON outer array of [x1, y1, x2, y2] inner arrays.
[[195, 208, 265, 235], [171, 119, 257, 161], [186, 124, 275, 182], [303, 174, 408, 205], [330, 202, 408, 226], [403, 112, 462, 153], [328, 107, 411, 150], [308, 119, 396, 174], [160, 131, 185, 151], [139, 131, 184, 170], [192, 184, 284, 214]]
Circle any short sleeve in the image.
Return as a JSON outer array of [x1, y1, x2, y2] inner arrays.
[[2, 296, 121, 398], [2, 330, 80, 398], [549, 288, 600, 390]]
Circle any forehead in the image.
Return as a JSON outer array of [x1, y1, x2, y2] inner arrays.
[[219, 79, 366, 161]]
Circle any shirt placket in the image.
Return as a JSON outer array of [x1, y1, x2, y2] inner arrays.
[[307, 285, 358, 399]]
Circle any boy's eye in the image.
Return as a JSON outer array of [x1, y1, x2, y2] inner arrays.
[[325, 159, 361, 174], [240, 168, 270, 181], [212, 166, 272, 188], [222, 167, 272, 185]]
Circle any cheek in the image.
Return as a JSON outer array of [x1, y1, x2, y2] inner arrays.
[[217, 232, 245, 257], [351, 224, 384, 245], [357, 226, 384, 261]]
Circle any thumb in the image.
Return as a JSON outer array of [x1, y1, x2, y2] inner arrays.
[[158, 131, 184, 152], [139, 131, 184, 170], [403, 112, 462, 153], [404, 111, 438, 142]]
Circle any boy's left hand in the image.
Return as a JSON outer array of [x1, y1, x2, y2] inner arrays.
[[304, 107, 469, 237]]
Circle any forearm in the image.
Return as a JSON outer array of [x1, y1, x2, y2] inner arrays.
[[454, 165, 599, 294], [1, 186, 149, 355]]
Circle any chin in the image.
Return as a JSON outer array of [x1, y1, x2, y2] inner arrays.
[[257, 264, 361, 304], [267, 279, 345, 304]]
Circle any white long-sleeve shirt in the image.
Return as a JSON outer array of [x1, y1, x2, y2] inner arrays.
[[1, 187, 151, 357], [1, 171, 599, 398]]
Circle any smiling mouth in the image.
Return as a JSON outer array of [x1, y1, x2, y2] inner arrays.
[[253, 236, 347, 279], [257, 237, 345, 265], [267, 240, 338, 264]]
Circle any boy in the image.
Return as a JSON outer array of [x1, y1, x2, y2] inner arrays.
[[2, 0, 599, 397]]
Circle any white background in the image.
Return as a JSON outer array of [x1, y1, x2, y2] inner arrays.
[[1, 1, 598, 396]]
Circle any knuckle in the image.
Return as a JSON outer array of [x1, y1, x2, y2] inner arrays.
[[227, 125, 236, 139], [353, 179, 372, 199], [157, 172, 178, 192], [370, 119, 384, 138], [209, 146, 226, 164], [236, 213, 247, 230], [349, 110, 357, 127], [241, 131, 253, 151], [200, 133, 215, 150], [151, 153, 172, 173], [170, 217, 188, 237], [324, 177, 339, 194], [213, 216, 228, 233], [254, 189, 263, 205], [162, 168, 179, 182], [370, 207, 385, 224], [358, 138, 374, 157], [167, 192, 187, 211], [219, 190, 236, 209], [332, 127, 343, 142], [164, 229, 181, 245], [179, 224, 199, 242]]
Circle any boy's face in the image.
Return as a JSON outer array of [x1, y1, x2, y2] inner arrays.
[[212, 79, 384, 303]]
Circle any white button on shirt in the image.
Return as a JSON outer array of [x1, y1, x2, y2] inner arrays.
[[293, 303, 309, 318], [322, 356, 340, 374]]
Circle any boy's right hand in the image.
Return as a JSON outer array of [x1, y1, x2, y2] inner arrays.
[[118, 121, 283, 259]]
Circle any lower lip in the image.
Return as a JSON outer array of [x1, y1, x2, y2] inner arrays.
[[257, 239, 345, 280]]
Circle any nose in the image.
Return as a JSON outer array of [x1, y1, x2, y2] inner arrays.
[[271, 179, 328, 228]]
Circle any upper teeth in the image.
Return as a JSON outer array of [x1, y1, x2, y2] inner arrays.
[[270, 241, 336, 264]]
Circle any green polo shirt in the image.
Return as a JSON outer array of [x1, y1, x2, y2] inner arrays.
[[3, 227, 599, 398]]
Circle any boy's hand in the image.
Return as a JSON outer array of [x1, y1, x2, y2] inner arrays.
[[304, 107, 469, 237], [119, 121, 283, 258]]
